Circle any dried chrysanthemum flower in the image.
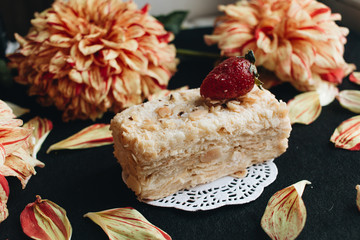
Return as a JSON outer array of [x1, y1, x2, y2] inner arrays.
[[205, 0, 355, 92], [0, 100, 44, 188], [8, 0, 177, 121]]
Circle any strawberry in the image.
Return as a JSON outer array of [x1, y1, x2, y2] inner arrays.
[[200, 50, 262, 100]]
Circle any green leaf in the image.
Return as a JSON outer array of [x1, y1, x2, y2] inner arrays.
[[155, 11, 188, 35]]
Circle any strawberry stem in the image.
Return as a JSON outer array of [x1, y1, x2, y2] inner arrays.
[[176, 48, 220, 58]]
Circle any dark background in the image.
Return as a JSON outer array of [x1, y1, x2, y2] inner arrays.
[[1, 1, 360, 240]]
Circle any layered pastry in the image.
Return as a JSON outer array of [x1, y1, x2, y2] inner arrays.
[[111, 86, 291, 200]]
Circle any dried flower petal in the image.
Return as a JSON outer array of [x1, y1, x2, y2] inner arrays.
[[316, 82, 339, 106], [23, 117, 53, 158], [261, 180, 311, 240], [20, 195, 72, 240], [0, 100, 44, 188], [0, 174, 9, 223], [356, 185, 360, 212], [337, 90, 360, 114], [84, 207, 171, 240], [8, 0, 178, 121], [205, 0, 355, 92], [0, 126, 32, 157], [330, 115, 360, 150], [147, 86, 189, 101], [288, 91, 321, 125], [349, 72, 360, 85], [1, 147, 45, 188], [4, 101, 30, 117], [47, 123, 113, 153]]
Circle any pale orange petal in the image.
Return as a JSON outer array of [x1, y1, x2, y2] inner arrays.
[[205, 0, 353, 92], [0, 145, 5, 167], [0, 126, 32, 157], [47, 124, 113, 153], [7, 0, 177, 121], [330, 115, 360, 150], [23, 117, 53, 158], [3, 102, 29, 117], [316, 82, 338, 106], [261, 180, 311, 240], [337, 90, 360, 114], [84, 207, 171, 240], [288, 91, 321, 125], [1, 147, 44, 188], [78, 39, 104, 56]]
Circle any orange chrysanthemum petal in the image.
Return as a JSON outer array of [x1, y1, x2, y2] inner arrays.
[[0, 100, 44, 188], [8, 0, 178, 121], [205, 0, 355, 92]]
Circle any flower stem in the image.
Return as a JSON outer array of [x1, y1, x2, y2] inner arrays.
[[176, 48, 220, 58]]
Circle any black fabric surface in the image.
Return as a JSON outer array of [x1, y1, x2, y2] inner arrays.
[[1, 27, 360, 239]]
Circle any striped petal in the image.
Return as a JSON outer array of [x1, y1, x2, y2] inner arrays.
[[0, 126, 32, 157], [47, 124, 113, 153], [1, 147, 44, 188], [84, 207, 171, 240], [330, 115, 360, 150], [0, 100, 16, 120], [349, 72, 360, 85], [20, 195, 72, 240], [0, 174, 9, 223], [23, 117, 53, 158], [337, 90, 360, 114], [261, 180, 311, 240], [288, 91, 321, 125], [0, 144, 5, 167]]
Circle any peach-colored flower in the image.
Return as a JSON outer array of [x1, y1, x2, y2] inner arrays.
[[8, 0, 177, 121], [0, 100, 44, 188], [205, 0, 355, 91]]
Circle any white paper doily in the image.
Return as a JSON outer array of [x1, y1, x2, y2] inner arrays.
[[147, 160, 277, 211]]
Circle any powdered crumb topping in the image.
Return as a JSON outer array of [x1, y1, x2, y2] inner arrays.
[[112, 87, 289, 158]]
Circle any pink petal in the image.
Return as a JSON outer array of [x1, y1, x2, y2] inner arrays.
[[320, 68, 344, 84], [330, 115, 360, 150], [349, 72, 360, 85], [288, 91, 322, 125], [337, 90, 360, 114]]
